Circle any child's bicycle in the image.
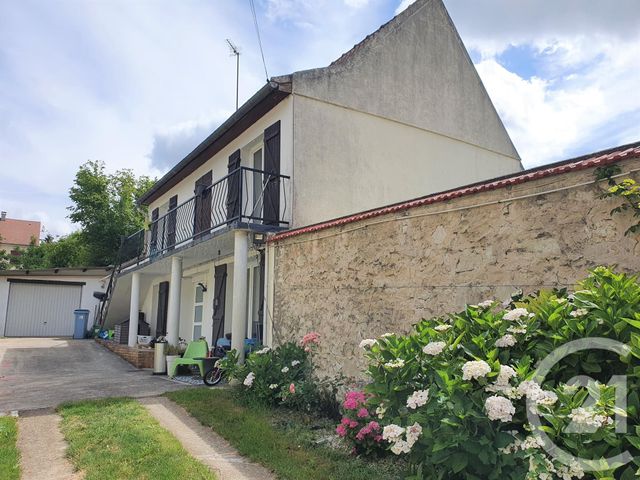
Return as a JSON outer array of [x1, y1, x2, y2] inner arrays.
[[203, 346, 227, 386]]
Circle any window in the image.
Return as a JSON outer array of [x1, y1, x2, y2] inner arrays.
[[193, 283, 204, 340]]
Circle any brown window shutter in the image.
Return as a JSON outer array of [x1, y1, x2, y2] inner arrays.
[[263, 121, 281, 225], [227, 150, 241, 222]]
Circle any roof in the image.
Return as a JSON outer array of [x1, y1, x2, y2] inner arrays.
[[139, 80, 291, 206], [0, 267, 112, 277], [269, 141, 640, 243], [0, 218, 41, 246]]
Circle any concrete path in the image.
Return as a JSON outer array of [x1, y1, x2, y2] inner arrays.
[[139, 396, 275, 480], [0, 338, 188, 412], [17, 409, 82, 480]]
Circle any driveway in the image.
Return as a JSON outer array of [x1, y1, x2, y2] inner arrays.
[[0, 338, 189, 412]]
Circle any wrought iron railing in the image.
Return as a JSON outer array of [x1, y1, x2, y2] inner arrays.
[[120, 167, 290, 265]]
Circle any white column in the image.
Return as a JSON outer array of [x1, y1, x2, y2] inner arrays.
[[166, 256, 183, 345], [231, 230, 249, 362], [128, 272, 140, 347]]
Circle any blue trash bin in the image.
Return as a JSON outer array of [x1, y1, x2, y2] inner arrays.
[[73, 309, 90, 339]]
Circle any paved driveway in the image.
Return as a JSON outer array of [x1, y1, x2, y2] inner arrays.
[[0, 338, 189, 412]]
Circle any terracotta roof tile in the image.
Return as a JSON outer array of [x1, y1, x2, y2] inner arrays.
[[269, 142, 640, 243], [0, 218, 41, 246]]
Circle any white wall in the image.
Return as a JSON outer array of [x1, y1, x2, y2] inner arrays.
[[0, 275, 107, 336], [290, 94, 522, 228]]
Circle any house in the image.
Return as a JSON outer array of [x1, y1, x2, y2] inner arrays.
[[0, 267, 109, 337], [102, 0, 521, 360], [0, 212, 41, 255]]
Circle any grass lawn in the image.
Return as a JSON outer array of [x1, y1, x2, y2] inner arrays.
[[167, 388, 405, 480], [58, 398, 216, 480], [0, 416, 20, 480]]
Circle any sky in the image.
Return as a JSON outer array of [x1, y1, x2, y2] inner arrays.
[[1, 0, 639, 237]]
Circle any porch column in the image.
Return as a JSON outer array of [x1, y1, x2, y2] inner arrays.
[[166, 256, 182, 345], [231, 230, 249, 362], [127, 272, 140, 347]]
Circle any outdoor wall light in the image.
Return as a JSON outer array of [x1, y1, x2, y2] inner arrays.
[[197, 282, 208, 292]]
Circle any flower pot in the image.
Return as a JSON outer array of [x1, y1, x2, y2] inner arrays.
[[166, 355, 180, 376]]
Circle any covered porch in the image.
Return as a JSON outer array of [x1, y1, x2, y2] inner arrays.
[[105, 228, 271, 362]]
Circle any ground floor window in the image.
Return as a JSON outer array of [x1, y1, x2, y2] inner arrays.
[[193, 283, 204, 340]]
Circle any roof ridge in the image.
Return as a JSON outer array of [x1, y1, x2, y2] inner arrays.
[[329, 0, 428, 68]]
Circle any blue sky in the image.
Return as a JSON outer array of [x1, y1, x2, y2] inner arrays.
[[1, 0, 639, 236]]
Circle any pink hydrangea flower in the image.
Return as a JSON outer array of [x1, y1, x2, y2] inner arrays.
[[357, 408, 369, 418], [349, 420, 358, 428], [343, 398, 358, 410], [374, 435, 382, 443], [336, 424, 347, 437], [289, 383, 296, 394], [367, 421, 380, 430], [341, 417, 352, 426], [301, 332, 320, 349]]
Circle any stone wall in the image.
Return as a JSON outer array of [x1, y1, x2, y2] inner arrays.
[[270, 157, 640, 380]]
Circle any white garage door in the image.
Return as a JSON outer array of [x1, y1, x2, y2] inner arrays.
[[5, 281, 83, 337]]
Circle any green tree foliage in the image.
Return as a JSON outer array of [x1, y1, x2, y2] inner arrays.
[[4, 161, 154, 270], [67, 160, 154, 266]]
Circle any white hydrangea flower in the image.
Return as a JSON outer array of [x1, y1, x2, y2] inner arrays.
[[462, 360, 491, 380], [503, 308, 530, 321], [516, 381, 558, 408], [291, 360, 301, 366], [384, 359, 405, 369], [254, 347, 271, 355], [359, 339, 376, 349], [405, 422, 422, 447], [243, 372, 255, 387], [382, 424, 405, 442], [422, 341, 446, 356], [406, 390, 429, 409], [496, 365, 517, 386], [269, 383, 278, 389], [569, 407, 613, 428], [477, 300, 494, 309], [507, 325, 527, 334], [390, 439, 411, 455], [434, 324, 452, 332], [485, 395, 516, 422], [375, 404, 386, 419], [495, 334, 517, 348], [281, 366, 289, 373], [570, 308, 588, 317]]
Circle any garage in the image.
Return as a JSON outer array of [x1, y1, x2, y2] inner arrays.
[[0, 268, 109, 338], [4, 280, 83, 337]]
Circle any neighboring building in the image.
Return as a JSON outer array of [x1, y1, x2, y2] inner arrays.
[[0, 267, 109, 337], [103, 0, 521, 359], [0, 212, 41, 255]]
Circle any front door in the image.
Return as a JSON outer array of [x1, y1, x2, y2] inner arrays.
[[211, 264, 227, 347], [194, 171, 212, 238], [156, 281, 169, 337]]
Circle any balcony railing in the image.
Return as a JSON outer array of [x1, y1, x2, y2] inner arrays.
[[120, 167, 290, 265]]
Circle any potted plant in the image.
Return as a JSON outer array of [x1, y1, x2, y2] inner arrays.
[[166, 344, 182, 376]]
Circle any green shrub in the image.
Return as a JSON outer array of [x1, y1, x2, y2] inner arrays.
[[340, 267, 640, 479], [219, 332, 337, 413]]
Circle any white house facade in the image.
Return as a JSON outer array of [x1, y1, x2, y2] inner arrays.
[[102, 0, 522, 361]]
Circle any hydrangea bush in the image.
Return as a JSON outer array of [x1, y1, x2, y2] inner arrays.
[[339, 267, 640, 479], [220, 332, 329, 412]]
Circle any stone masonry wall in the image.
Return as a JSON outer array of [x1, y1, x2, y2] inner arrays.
[[271, 157, 640, 380]]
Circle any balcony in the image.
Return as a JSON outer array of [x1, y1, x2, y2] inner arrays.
[[119, 167, 290, 266]]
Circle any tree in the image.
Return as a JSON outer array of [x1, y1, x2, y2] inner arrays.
[[67, 161, 154, 266]]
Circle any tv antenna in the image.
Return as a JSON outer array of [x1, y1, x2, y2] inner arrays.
[[226, 39, 241, 111]]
